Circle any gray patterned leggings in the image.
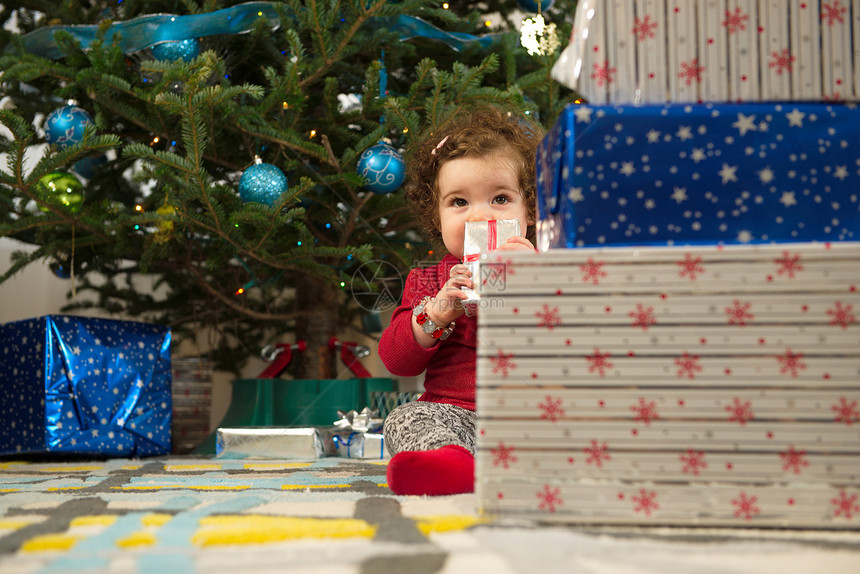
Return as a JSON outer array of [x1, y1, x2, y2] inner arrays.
[[383, 401, 477, 457]]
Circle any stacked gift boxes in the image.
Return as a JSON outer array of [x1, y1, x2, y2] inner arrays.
[[479, 9, 860, 523], [474, 243, 860, 527], [552, 0, 860, 104]]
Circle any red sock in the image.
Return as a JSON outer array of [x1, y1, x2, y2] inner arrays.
[[386, 445, 475, 496]]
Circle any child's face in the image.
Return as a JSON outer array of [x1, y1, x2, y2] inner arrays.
[[436, 149, 533, 261]]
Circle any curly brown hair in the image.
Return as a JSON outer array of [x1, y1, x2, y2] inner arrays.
[[404, 105, 544, 249]]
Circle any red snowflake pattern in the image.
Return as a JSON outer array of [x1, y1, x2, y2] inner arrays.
[[680, 449, 708, 476], [490, 350, 517, 378], [732, 492, 761, 521], [831, 397, 859, 425], [632, 488, 660, 517], [677, 253, 705, 280], [777, 348, 807, 378], [494, 255, 515, 274], [831, 490, 860, 519], [726, 397, 754, 425], [629, 303, 657, 331], [678, 58, 705, 86], [584, 440, 611, 468], [580, 257, 607, 285], [591, 60, 616, 87], [774, 251, 804, 278], [722, 6, 749, 34], [632, 14, 659, 41], [537, 484, 563, 513], [827, 301, 857, 329], [538, 395, 565, 422], [631, 397, 660, 426], [769, 48, 796, 75], [779, 445, 809, 474], [491, 442, 518, 469], [586, 348, 613, 377], [536, 304, 562, 331], [675, 352, 703, 379], [821, 1, 848, 26], [725, 300, 754, 326]]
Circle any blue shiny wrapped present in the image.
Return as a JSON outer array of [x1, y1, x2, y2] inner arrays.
[[0, 315, 172, 457], [536, 103, 860, 249]]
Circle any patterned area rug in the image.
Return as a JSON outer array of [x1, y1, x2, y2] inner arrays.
[[2, 457, 859, 574]]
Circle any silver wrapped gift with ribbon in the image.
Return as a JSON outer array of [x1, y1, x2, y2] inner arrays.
[[330, 407, 389, 459], [215, 427, 325, 459], [462, 219, 521, 302]]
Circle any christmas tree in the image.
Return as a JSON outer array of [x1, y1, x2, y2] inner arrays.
[[0, 0, 574, 378]]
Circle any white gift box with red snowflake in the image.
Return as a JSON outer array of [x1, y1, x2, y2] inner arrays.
[[552, 0, 860, 103], [475, 242, 860, 527]]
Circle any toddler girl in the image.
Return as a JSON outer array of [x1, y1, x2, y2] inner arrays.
[[378, 105, 543, 496]]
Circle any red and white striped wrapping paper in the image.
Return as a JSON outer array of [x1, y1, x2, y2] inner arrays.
[[475, 242, 860, 527], [552, 0, 860, 103]]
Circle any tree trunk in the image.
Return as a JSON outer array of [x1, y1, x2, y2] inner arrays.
[[293, 274, 339, 380]]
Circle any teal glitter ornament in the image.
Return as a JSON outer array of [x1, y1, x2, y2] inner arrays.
[[73, 153, 109, 179], [356, 142, 405, 194], [37, 172, 85, 213], [516, 0, 556, 12], [238, 158, 288, 206], [44, 102, 93, 149], [151, 38, 200, 62]]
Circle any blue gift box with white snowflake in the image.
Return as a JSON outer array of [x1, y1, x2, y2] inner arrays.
[[536, 103, 860, 249], [0, 315, 172, 457]]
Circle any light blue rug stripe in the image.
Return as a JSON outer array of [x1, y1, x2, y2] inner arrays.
[[37, 513, 147, 573], [138, 495, 266, 574]]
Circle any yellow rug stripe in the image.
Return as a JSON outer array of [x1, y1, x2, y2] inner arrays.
[[0, 488, 21, 493], [116, 531, 157, 548], [0, 462, 29, 470], [192, 515, 376, 546], [164, 464, 222, 472], [0, 519, 38, 530], [46, 486, 88, 491], [37, 466, 102, 473], [141, 513, 173, 527], [111, 485, 250, 491], [70, 515, 118, 527], [280, 484, 351, 490], [21, 534, 81, 552], [414, 515, 488, 535], [243, 462, 313, 471]]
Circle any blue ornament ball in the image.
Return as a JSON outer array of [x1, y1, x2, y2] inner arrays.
[[238, 162, 288, 206], [516, 0, 556, 12], [44, 104, 93, 149], [151, 38, 200, 62], [356, 142, 405, 194], [49, 253, 72, 279]]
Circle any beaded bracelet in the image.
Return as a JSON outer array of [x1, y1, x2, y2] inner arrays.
[[412, 297, 455, 340]]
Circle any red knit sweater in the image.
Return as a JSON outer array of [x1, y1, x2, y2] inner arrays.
[[377, 254, 477, 411]]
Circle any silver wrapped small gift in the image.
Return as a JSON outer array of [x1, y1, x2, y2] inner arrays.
[[462, 219, 521, 302], [215, 427, 325, 459], [331, 431, 389, 459]]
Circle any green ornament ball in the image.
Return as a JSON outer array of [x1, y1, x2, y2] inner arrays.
[[37, 172, 85, 213]]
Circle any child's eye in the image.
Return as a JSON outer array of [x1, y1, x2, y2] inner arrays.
[[493, 195, 510, 205], [453, 198, 468, 207]]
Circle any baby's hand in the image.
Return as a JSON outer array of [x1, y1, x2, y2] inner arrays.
[[427, 264, 472, 326], [497, 236, 537, 252]]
